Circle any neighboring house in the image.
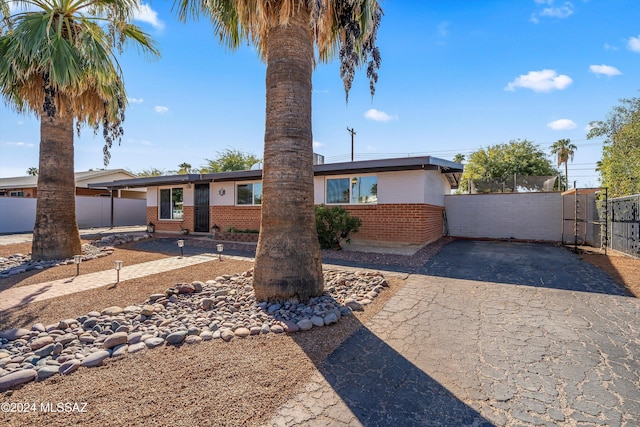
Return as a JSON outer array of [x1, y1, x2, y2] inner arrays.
[[0, 169, 146, 199], [89, 157, 462, 246]]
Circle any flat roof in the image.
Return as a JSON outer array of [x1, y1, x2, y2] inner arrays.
[[88, 156, 464, 190]]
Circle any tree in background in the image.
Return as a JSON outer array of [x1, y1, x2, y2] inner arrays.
[[550, 138, 577, 191], [135, 168, 167, 177], [175, 0, 382, 302], [200, 148, 260, 172], [459, 139, 559, 193], [0, 0, 158, 260], [588, 96, 640, 198], [177, 162, 193, 174], [453, 153, 465, 164], [26, 167, 38, 176]]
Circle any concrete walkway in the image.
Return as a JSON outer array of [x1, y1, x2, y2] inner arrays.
[[0, 253, 245, 311]]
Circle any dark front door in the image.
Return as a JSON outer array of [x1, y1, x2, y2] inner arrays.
[[194, 184, 210, 232]]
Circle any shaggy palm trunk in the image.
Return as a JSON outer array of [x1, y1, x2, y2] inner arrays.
[[253, 7, 324, 302], [565, 161, 569, 190], [31, 112, 82, 260]]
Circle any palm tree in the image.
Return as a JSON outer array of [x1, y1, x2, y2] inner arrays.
[[0, 0, 158, 260], [453, 153, 465, 164], [178, 163, 193, 174], [550, 138, 577, 190], [176, 1, 382, 302], [26, 167, 38, 176]]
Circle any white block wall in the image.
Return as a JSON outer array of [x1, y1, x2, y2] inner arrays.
[[444, 192, 563, 241], [0, 196, 146, 233]]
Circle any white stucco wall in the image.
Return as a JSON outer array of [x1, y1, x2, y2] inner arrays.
[[377, 171, 425, 204], [444, 192, 562, 241], [147, 186, 158, 207], [0, 196, 146, 233], [211, 182, 234, 206]]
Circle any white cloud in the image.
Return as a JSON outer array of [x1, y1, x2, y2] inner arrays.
[[128, 97, 144, 104], [364, 108, 398, 122], [134, 3, 165, 31], [531, 1, 574, 23], [4, 141, 35, 148], [627, 35, 640, 52], [589, 64, 621, 77], [547, 119, 577, 130], [437, 22, 449, 38], [17, 121, 24, 125], [313, 140, 326, 149], [604, 43, 618, 51], [154, 106, 169, 114], [505, 69, 573, 92]]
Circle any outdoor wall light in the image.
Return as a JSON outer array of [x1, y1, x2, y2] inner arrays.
[[147, 222, 155, 233], [113, 260, 124, 283], [74, 255, 83, 276], [178, 239, 185, 258], [217, 244, 224, 261]]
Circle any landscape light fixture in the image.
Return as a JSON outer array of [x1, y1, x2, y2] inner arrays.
[[217, 244, 224, 261], [177, 239, 185, 258], [74, 255, 83, 276], [113, 260, 123, 283]]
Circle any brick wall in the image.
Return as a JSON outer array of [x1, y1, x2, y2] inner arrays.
[[210, 206, 261, 232], [344, 204, 444, 245], [148, 203, 444, 245], [147, 206, 193, 233]]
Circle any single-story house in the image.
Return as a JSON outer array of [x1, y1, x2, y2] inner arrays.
[[88, 156, 462, 246], [0, 169, 146, 199]]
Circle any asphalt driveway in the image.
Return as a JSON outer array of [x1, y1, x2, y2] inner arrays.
[[271, 240, 640, 426]]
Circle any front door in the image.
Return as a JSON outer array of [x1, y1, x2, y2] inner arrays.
[[194, 183, 210, 232]]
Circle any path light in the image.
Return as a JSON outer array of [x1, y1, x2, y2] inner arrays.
[[177, 239, 185, 258], [217, 244, 224, 261], [74, 255, 82, 276], [113, 260, 123, 284]]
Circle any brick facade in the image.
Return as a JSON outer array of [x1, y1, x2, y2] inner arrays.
[[209, 206, 261, 232], [148, 203, 444, 245], [344, 204, 444, 245]]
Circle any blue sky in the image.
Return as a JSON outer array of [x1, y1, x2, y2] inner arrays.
[[2, 0, 640, 187]]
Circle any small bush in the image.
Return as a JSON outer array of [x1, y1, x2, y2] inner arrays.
[[315, 205, 362, 250], [226, 226, 259, 234]]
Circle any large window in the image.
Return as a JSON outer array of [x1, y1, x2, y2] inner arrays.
[[159, 188, 184, 219], [236, 182, 262, 205], [326, 176, 377, 204]]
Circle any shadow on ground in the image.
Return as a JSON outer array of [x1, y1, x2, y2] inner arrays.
[[420, 239, 630, 296], [290, 319, 494, 426]]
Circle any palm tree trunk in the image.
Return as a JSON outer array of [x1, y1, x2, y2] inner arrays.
[[253, 6, 324, 302], [31, 112, 82, 260], [565, 161, 569, 190]]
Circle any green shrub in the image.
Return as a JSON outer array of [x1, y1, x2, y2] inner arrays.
[[226, 226, 259, 234], [315, 205, 362, 250]]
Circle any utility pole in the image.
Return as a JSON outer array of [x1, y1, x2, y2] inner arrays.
[[347, 127, 356, 162]]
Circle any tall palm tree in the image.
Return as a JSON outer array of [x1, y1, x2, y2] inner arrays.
[[176, 1, 382, 302], [550, 138, 577, 190], [453, 153, 465, 164], [0, 0, 158, 260]]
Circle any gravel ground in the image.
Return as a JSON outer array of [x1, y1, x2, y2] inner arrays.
[[0, 238, 417, 427]]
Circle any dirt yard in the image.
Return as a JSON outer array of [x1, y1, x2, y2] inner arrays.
[[0, 238, 637, 426]]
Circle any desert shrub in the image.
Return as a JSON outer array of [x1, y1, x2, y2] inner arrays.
[[315, 205, 362, 250]]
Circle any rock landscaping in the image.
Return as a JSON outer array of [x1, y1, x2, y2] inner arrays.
[[0, 268, 388, 391], [0, 233, 151, 279]]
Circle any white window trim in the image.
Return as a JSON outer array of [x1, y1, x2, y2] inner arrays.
[[235, 181, 262, 206], [158, 186, 184, 221], [325, 174, 378, 205]]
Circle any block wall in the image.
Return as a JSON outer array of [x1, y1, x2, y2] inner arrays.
[[444, 192, 562, 241]]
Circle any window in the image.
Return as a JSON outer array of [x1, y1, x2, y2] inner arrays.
[[326, 176, 377, 204], [159, 188, 183, 219], [9, 191, 24, 197], [236, 182, 262, 205]]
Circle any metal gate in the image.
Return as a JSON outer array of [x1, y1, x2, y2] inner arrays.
[[608, 194, 640, 259], [194, 184, 210, 232]]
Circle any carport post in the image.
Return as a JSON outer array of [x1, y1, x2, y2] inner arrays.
[[110, 188, 114, 229]]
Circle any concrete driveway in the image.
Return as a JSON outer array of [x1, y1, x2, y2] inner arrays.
[[271, 240, 640, 426]]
